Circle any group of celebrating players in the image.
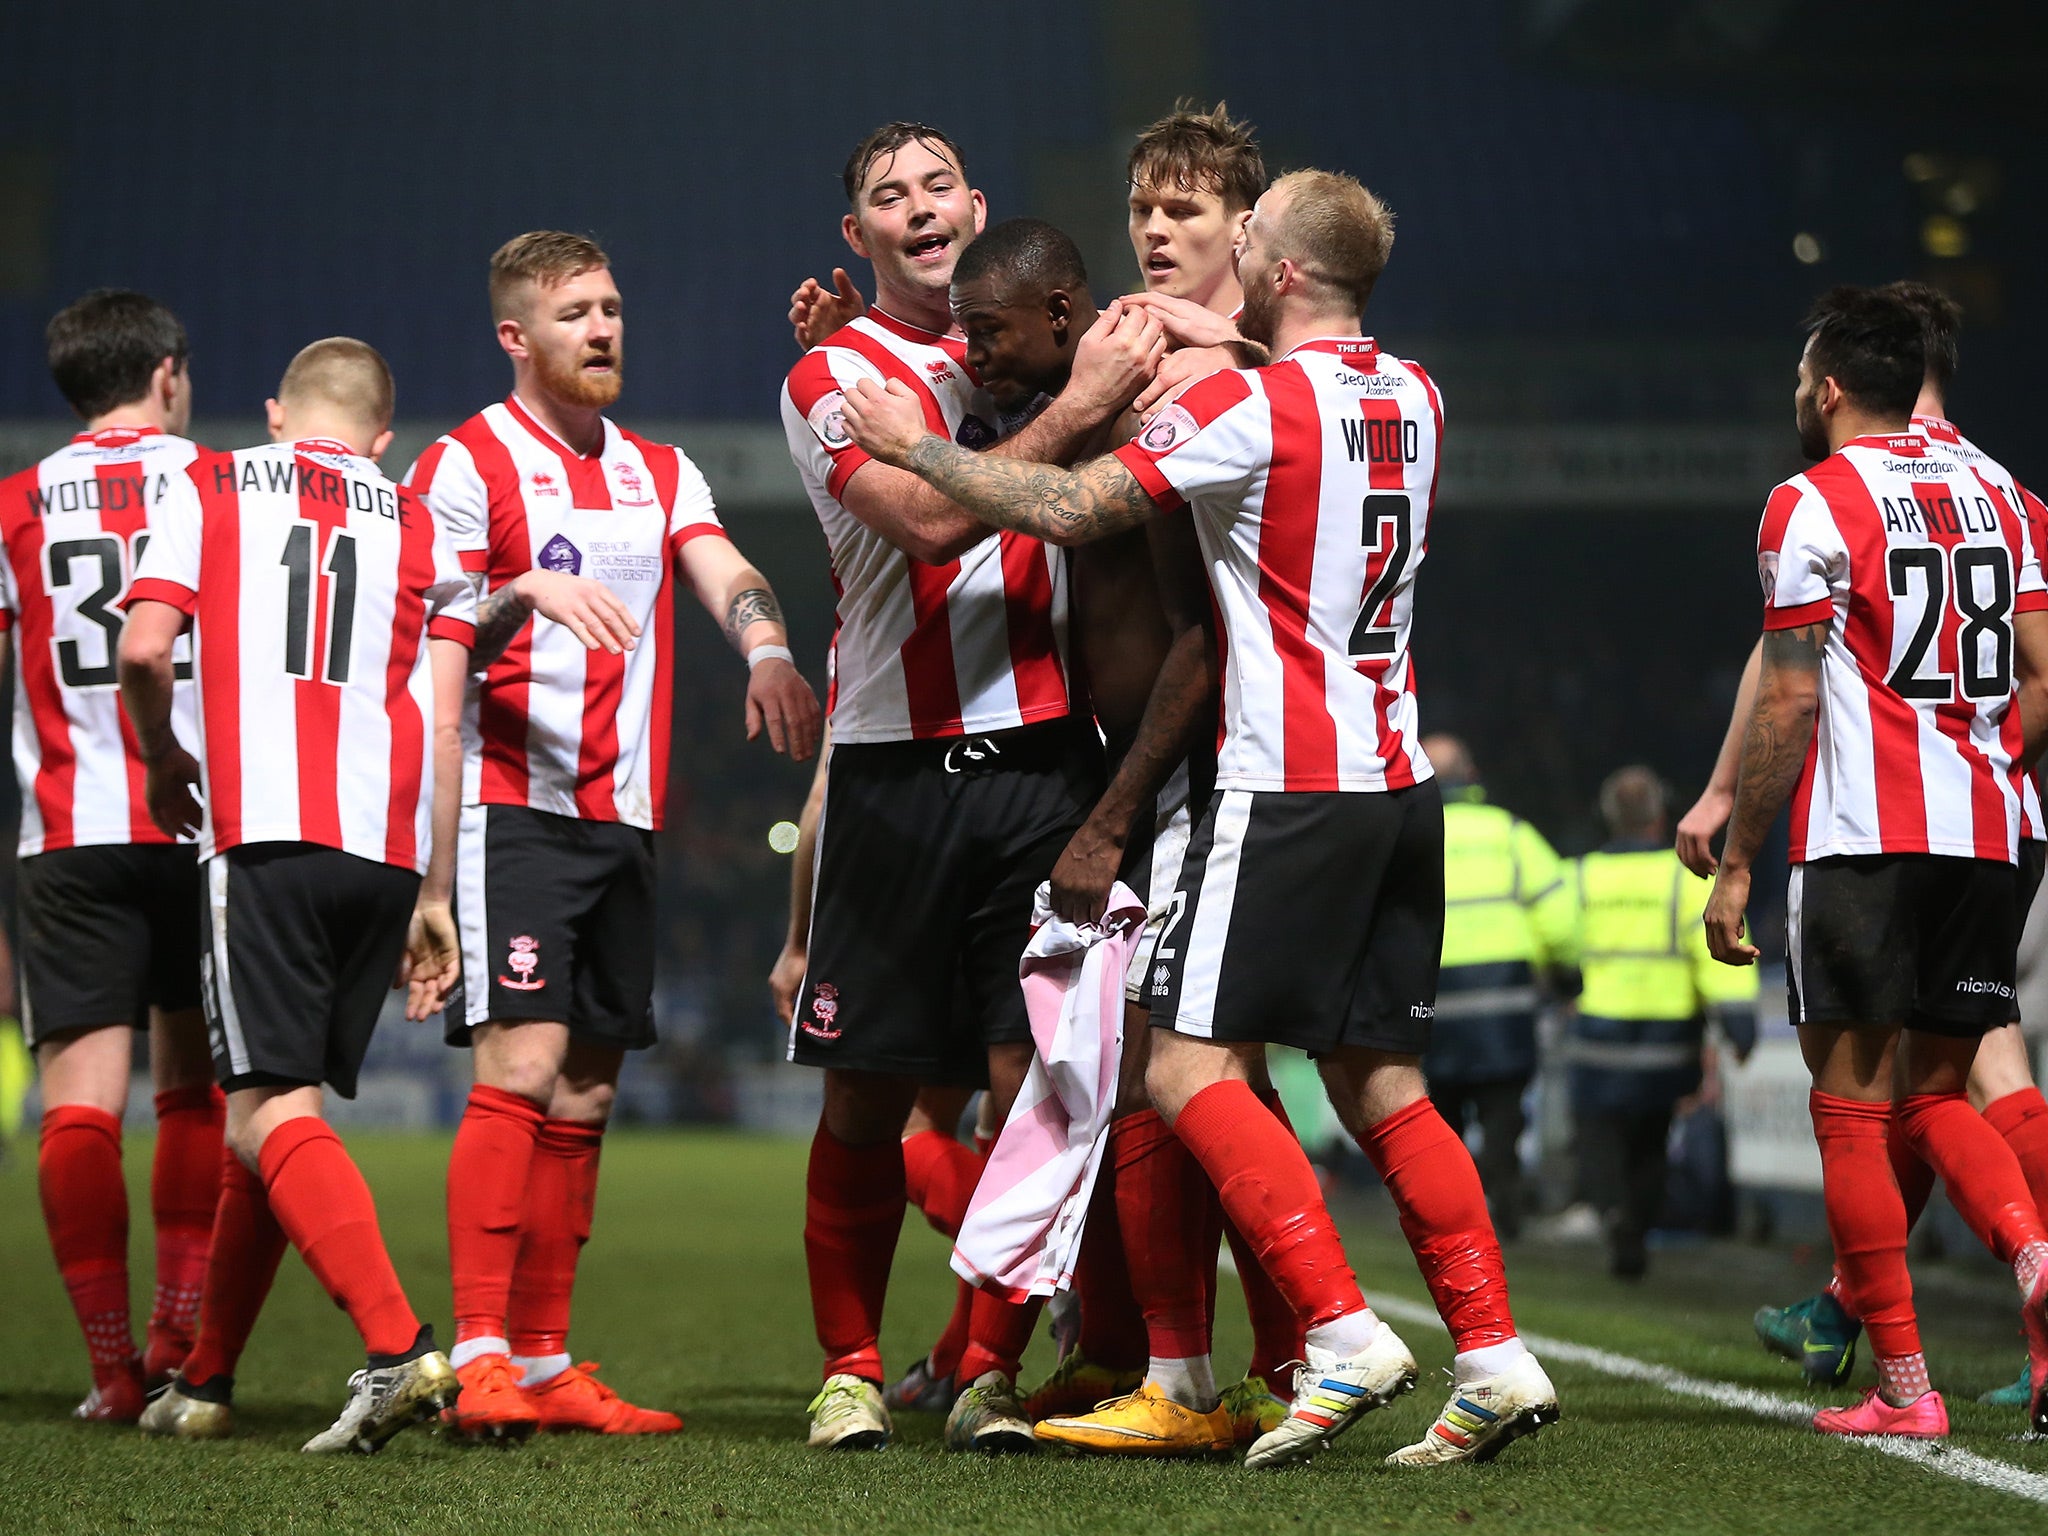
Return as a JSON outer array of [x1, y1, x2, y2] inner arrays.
[[9, 98, 2047, 1469]]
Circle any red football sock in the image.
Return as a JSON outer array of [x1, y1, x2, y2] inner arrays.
[[1811, 1092, 1919, 1359], [39, 1104, 136, 1379], [1359, 1097, 1518, 1352], [1113, 1109, 1215, 1360], [1234, 1090, 1310, 1378], [902, 1129, 982, 1239], [258, 1118, 419, 1358], [805, 1125, 906, 1384], [1898, 1092, 2048, 1264], [179, 1148, 287, 1385], [955, 1288, 1045, 1386], [446, 1084, 545, 1345], [1072, 1154, 1147, 1372], [928, 1277, 976, 1380], [147, 1085, 225, 1364], [1173, 1082, 1364, 1332], [1984, 1088, 2048, 1222], [1885, 1111, 1937, 1231], [507, 1118, 604, 1357]]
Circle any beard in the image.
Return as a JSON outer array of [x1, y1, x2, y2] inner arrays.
[[1794, 393, 1828, 461], [1238, 277, 1279, 350], [535, 344, 623, 410]]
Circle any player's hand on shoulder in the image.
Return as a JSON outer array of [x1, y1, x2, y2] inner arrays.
[[1120, 291, 1244, 351], [1674, 788, 1732, 876], [400, 898, 460, 1021], [840, 378, 931, 466], [1700, 868, 1759, 966], [745, 656, 823, 761], [1136, 345, 1237, 421], [143, 746, 203, 841], [1069, 299, 1168, 420], [513, 569, 641, 655], [790, 268, 866, 350], [768, 942, 806, 1026], [1049, 816, 1124, 925]]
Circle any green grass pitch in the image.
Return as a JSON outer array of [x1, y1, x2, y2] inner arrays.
[[1, 1129, 2044, 1534]]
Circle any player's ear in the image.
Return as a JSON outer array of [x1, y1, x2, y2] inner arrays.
[[841, 211, 870, 261], [969, 189, 987, 237], [1818, 376, 1843, 417], [496, 317, 527, 363], [263, 397, 285, 441], [151, 356, 179, 408], [1046, 289, 1073, 336], [368, 428, 395, 464]]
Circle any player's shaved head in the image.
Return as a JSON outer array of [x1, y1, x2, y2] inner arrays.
[[1801, 285, 1924, 419], [490, 230, 611, 321], [953, 218, 1087, 301], [277, 337, 395, 434], [1261, 170, 1396, 316], [1879, 279, 1962, 390], [1129, 100, 1267, 213], [1600, 765, 1667, 839], [842, 121, 968, 204]]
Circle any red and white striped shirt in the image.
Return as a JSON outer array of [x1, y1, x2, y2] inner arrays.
[[780, 311, 1073, 743], [1912, 414, 2047, 841], [1113, 336, 1443, 793], [405, 399, 726, 830], [127, 438, 476, 871], [1758, 431, 2047, 863], [0, 427, 201, 855]]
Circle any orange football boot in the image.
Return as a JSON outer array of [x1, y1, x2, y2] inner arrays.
[[443, 1352, 540, 1442], [523, 1361, 682, 1434]]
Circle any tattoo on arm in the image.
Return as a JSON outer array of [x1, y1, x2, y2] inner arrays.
[[902, 436, 1158, 545], [469, 577, 531, 670], [723, 586, 785, 651], [1723, 624, 1826, 867]]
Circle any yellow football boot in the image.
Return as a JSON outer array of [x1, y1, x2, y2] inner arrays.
[[1034, 1382, 1234, 1456]]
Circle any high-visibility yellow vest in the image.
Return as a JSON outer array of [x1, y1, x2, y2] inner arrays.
[[1572, 848, 1758, 1024], [1440, 796, 1576, 980]]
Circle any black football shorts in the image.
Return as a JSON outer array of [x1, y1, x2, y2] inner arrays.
[[1787, 852, 2018, 1037], [1147, 781, 1446, 1056], [447, 804, 658, 1051], [200, 843, 419, 1098], [790, 717, 1102, 1083], [17, 843, 203, 1045]]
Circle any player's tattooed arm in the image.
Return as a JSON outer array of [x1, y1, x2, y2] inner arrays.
[[468, 570, 643, 670], [722, 587, 785, 652], [898, 435, 1160, 547], [1702, 622, 1824, 965]]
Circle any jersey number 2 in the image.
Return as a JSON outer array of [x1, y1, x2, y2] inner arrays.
[[281, 522, 359, 685], [1349, 494, 1412, 658], [1886, 544, 2013, 702]]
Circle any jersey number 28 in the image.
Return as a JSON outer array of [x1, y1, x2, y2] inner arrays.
[[1887, 544, 2012, 702]]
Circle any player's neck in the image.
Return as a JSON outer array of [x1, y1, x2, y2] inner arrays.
[[871, 278, 956, 339], [1912, 383, 1948, 421], [83, 401, 171, 435], [511, 382, 606, 457], [1268, 306, 1363, 359], [1828, 405, 1910, 453], [1192, 271, 1244, 319], [273, 413, 373, 457]]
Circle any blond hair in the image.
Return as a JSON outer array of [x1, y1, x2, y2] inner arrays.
[[489, 230, 610, 321], [1267, 169, 1395, 314], [277, 337, 394, 433]]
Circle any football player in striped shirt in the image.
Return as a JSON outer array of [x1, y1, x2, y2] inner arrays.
[[1682, 284, 2048, 1408], [0, 290, 222, 1422], [1703, 285, 2048, 1438], [842, 168, 1559, 1470], [125, 338, 473, 1452], [413, 232, 820, 1440]]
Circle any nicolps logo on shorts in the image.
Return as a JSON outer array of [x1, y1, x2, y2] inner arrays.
[[499, 935, 545, 991], [801, 982, 844, 1041], [1956, 978, 2015, 998]]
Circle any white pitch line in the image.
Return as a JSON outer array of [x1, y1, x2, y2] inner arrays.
[[1366, 1293, 2048, 1507]]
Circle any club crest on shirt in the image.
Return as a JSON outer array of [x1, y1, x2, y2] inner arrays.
[[499, 935, 545, 991], [1140, 403, 1200, 455], [801, 981, 844, 1041], [612, 461, 655, 507], [537, 533, 582, 575], [807, 392, 853, 450], [956, 415, 995, 451], [530, 469, 562, 496]]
